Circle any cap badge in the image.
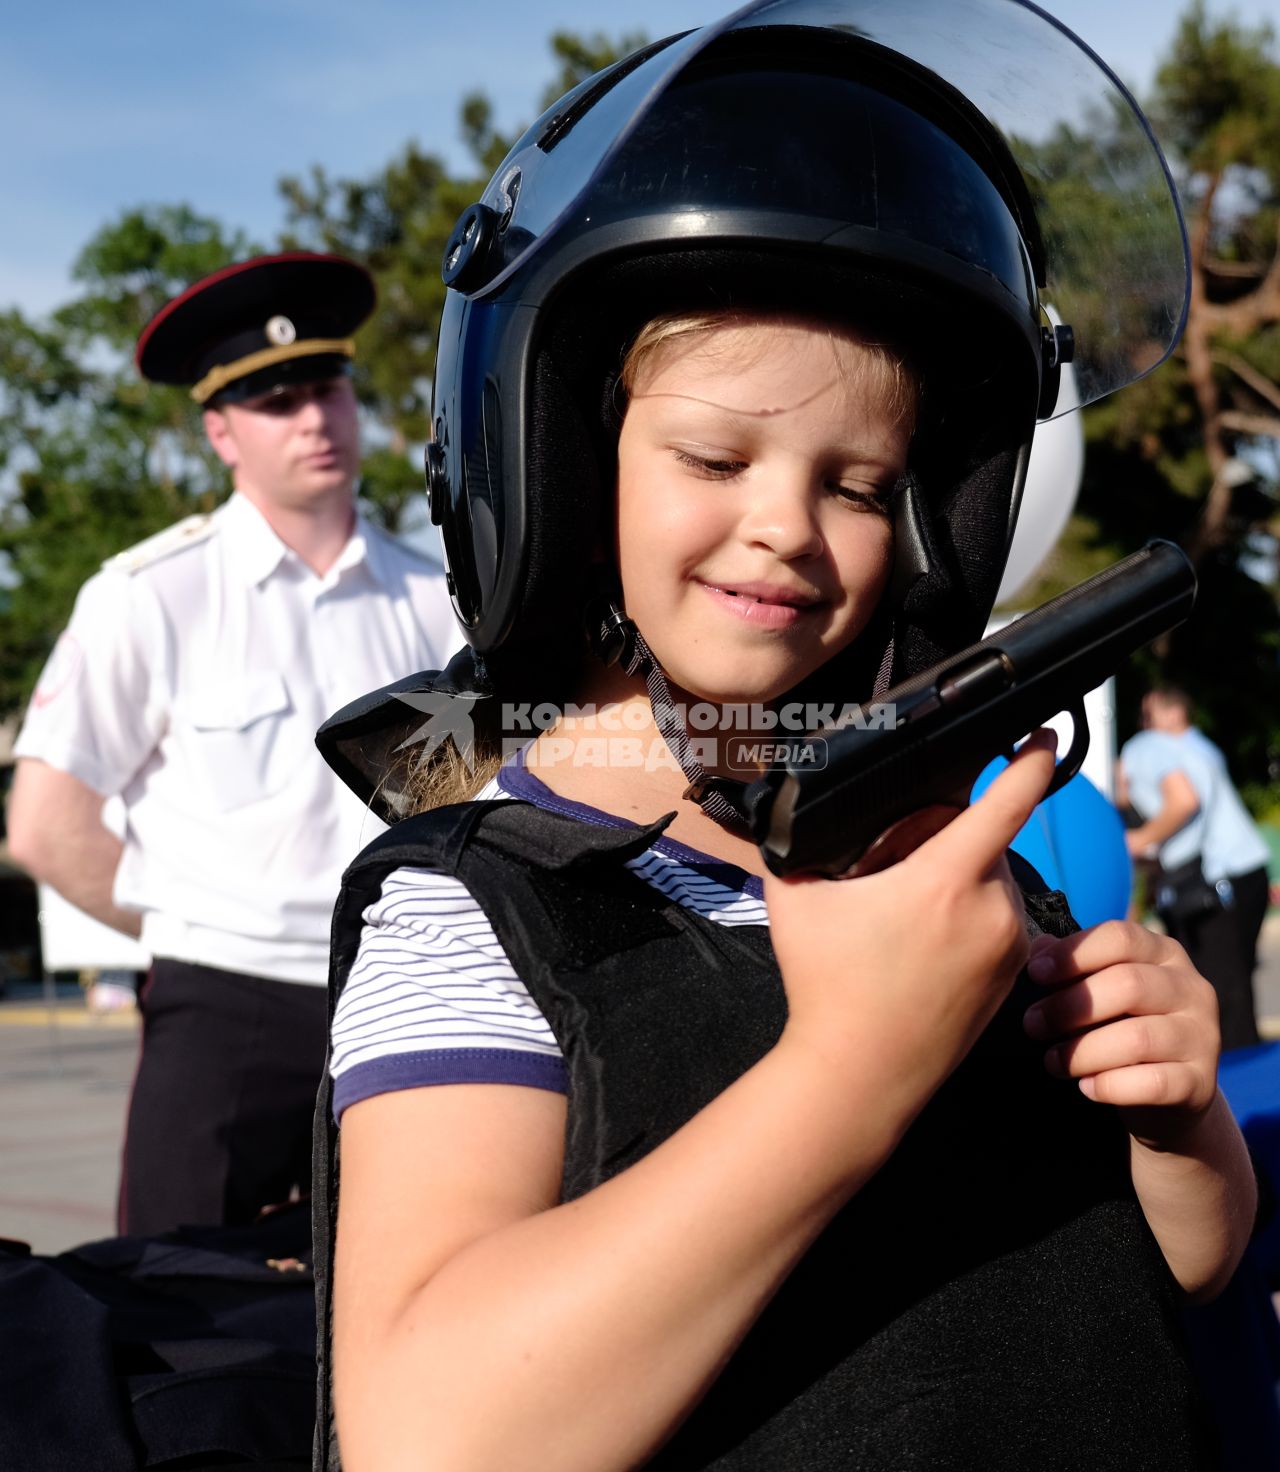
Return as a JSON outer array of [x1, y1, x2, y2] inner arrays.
[[265, 315, 297, 346]]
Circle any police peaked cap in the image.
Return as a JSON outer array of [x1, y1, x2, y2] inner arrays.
[[135, 252, 376, 405]]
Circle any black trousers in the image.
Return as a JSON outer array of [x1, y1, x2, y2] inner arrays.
[[119, 958, 329, 1238], [1166, 865, 1269, 1053]]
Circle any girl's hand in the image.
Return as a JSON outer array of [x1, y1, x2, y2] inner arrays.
[[1021, 922, 1220, 1148], [765, 729, 1057, 1128]]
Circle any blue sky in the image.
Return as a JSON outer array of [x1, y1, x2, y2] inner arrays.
[[5, 0, 1279, 318]]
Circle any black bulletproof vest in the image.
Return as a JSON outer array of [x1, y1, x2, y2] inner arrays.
[[0, 1205, 316, 1472], [312, 800, 1204, 1471]]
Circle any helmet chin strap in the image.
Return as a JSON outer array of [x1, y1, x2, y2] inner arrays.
[[589, 596, 752, 829], [629, 630, 757, 829]]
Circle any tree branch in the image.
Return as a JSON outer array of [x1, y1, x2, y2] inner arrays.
[[1183, 178, 1232, 572], [1205, 258, 1267, 279], [1219, 410, 1280, 439], [1203, 217, 1280, 337], [1211, 351, 1280, 414], [1184, 195, 1280, 565]]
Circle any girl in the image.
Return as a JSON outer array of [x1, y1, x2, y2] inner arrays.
[[314, 5, 1257, 1467]]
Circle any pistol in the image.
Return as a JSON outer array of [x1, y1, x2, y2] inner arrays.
[[745, 540, 1196, 878]]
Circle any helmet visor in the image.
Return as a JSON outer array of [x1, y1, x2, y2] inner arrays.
[[476, 0, 1188, 414]]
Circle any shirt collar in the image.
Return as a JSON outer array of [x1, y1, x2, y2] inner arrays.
[[220, 492, 386, 589], [351, 511, 398, 590], [336, 513, 381, 587], [220, 493, 290, 586]]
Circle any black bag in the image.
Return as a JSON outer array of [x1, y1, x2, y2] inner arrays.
[[0, 1204, 315, 1471], [1155, 857, 1228, 923]]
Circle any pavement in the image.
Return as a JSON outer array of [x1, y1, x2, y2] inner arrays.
[[0, 991, 137, 1250], [4, 916, 1280, 1256]]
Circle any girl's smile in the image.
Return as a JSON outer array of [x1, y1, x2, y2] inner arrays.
[[698, 579, 823, 630]]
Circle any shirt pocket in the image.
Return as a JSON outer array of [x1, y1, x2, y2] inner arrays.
[[176, 671, 297, 811]]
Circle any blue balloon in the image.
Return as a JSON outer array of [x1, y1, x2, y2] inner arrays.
[[970, 762, 1132, 929]]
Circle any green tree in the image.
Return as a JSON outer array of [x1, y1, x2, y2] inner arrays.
[[0, 31, 648, 718], [457, 29, 651, 178], [0, 208, 251, 714], [537, 29, 650, 111], [1132, 3, 1280, 789], [1014, 3, 1280, 802], [278, 143, 476, 529], [1155, 1, 1280, 560], [59, 204, 259, 352], [278, 29, 646, 532]]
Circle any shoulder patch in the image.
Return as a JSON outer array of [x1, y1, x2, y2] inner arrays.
[[103, 514, 217, 575]]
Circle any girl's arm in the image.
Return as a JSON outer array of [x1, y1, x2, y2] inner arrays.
[[333, 735, 1057, 1472], [1126, 1090, 1256, 1301], [336, 1040, 914, 1472], [1023, 922, 1257, 1301]]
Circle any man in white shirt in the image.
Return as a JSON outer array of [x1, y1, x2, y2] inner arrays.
[[7, 253, 457, 1234]]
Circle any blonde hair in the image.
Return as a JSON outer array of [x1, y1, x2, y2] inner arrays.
[[406, 742, 503, 811], [619, 308, 921, 429]]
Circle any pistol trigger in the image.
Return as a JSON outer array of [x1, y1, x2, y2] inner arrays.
[[1042, 701, 1090, 799]]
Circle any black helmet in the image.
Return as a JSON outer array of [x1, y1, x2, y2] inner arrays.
[[321, 0, 1188, 817]]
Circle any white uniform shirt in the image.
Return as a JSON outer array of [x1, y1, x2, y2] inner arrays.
[[15, 492, 458, 985]]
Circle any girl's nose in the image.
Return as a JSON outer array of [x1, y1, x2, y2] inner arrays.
[[742, 480, 825, 560]]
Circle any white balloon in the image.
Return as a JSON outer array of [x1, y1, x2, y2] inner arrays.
[[996, 352, 1084, 606]]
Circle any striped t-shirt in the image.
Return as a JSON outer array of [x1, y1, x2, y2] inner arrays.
[[329, 758, 768, 1121]]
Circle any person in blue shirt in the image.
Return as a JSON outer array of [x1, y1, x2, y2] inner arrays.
[[1119, 686, 1271, 1050]]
